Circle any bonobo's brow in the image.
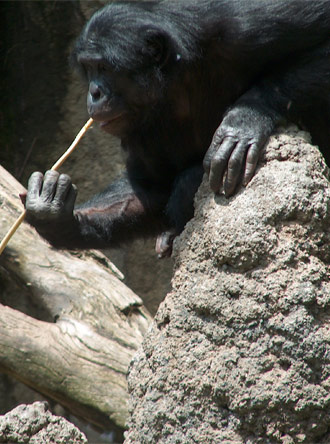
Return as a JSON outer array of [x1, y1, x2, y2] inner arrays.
[[77, 53, 108, 66]]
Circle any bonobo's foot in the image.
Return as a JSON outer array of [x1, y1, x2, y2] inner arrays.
[[155, 229, 177, 258]]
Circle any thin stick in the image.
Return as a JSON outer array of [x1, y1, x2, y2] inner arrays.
[[0, 118, 93, 255], [50, 118, 93, 171], [0, 211, 27, 255]]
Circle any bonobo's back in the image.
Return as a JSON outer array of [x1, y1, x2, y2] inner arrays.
[[158, 0, 330, 57], [81, 0, 330, 64]]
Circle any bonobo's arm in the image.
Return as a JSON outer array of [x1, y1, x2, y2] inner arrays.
[[204, 41, 330, 196], [156, 164, 204, 258], [24, 170, 169, 249]]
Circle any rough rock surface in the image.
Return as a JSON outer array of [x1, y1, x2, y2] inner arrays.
[[0, 402, 87, 443], [125, 127, 330, 444]]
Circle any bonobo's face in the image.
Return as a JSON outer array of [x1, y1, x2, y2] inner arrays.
[[71, 4, 176, 137], [76, 57, 140, 137]]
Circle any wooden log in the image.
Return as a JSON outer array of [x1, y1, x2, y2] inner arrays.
[[0, 165, 152, 431]]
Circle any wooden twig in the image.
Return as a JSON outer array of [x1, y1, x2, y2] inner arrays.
[[0, 118, 93, 255]]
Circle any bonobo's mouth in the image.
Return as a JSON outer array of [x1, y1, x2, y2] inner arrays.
[[99, 113, 126, 129], [98, 113, 129, 136]]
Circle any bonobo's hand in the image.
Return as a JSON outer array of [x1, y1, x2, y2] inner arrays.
[[24, 170, 77, 225], [203, 105, 275, 196]]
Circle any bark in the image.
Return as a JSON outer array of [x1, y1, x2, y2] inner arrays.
[[0, 165, 152, 432]]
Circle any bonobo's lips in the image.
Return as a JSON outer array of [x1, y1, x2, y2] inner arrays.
[[99, 113, 126, 130]]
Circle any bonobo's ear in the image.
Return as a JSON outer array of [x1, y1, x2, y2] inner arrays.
[[142, 28, 173, 67]]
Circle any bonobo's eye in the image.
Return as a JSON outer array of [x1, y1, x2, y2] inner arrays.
[[78, 63, 88, 80], [77, 59, 93, 80], [98, 62, 109, 73], [142, 29, 171, 67]]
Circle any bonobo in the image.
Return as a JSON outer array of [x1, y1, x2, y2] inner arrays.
[[25, 0, 330, 257]]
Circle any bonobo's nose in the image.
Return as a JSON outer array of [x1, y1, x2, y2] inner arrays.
[[89, 81, 104, 102]]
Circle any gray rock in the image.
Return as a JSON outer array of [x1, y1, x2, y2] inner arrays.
[[0, 401, 87, 443], [125, 127, 330, 443]]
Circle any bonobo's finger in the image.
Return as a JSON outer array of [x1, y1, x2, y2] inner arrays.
[[64, 184, 78, 213], [203, 146, 217, 175], [243, 143, 259, 186], [40, 170, 60, 202], [19, 192, 27, 206], [224, 141, 247, 196], [209, 138, 236, 193], [26, 172, 44, 202], [53, 174, 73, 204], [203, 132, 225, 174]]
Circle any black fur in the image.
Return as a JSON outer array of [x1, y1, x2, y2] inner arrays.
[[25, 0, 330, 256]]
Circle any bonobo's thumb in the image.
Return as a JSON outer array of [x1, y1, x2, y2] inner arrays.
[[19, 192, 27, 207]]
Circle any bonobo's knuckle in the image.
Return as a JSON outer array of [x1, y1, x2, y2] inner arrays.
[[28, 172, 43, 189], [26, 201, 50, 218], [30, 171, 43, 180], [58, 173, 71, 183], [212, 129, 225, 144], [212, 134, 222, 144], [35, 203, 48, 213], [44, 170, 59, 180], [228, 157, 240, 171], [221, 124, 233, 133], [50, 204, 63, 215], [248, 143, 260, 158], [212, 152, 227, 165], [203, 158, 210, 172], [230, 147, 245, 163], [57, 174, 72, 189], [219, 124, 235, 136]]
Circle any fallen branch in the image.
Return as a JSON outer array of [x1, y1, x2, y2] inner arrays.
[[0, 305, 130, 430], [0, 165, 152, 431]]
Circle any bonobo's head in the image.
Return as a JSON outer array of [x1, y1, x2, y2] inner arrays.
[[71, 2, 197, 137]]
